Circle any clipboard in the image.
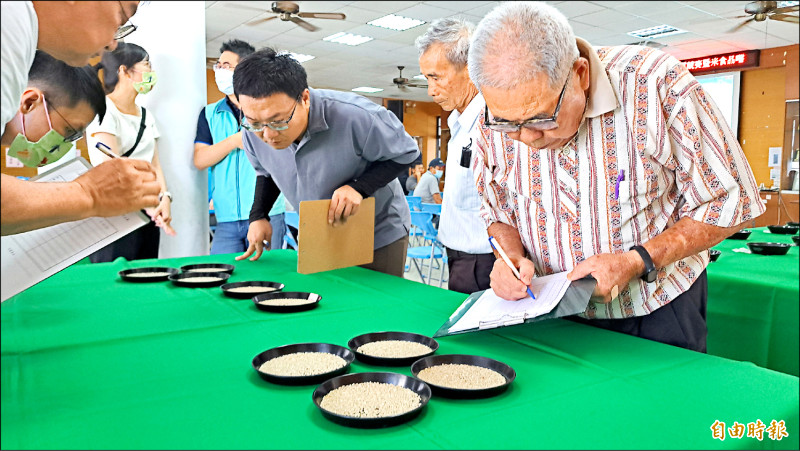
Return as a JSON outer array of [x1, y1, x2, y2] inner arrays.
[[296, 197, 375, 274], [433, 275, 597, 337]]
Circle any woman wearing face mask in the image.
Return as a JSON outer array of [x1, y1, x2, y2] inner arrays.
[[86, 42, 175, 263]]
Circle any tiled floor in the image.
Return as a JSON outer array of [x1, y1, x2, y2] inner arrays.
[[402, 253, 449, 289]]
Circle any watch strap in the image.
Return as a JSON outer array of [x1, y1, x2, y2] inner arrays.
[[630, 245, 656, 283]]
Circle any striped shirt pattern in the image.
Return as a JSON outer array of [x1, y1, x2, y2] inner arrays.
[[473, 43, 764, 319]]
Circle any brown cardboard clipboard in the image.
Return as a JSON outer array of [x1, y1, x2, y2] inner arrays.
[[296, 197, 375, 274]]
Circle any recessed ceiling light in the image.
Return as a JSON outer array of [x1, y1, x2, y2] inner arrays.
[[323, 32, 373, 46], [627, 24, 686, 40], [412, 74, 426, 80], [368, 14, 426, 31], [287, 52, 315, 63], [352, 87, 384, 93]]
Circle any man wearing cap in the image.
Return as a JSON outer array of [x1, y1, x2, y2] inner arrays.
[[415, 158, 444, 205]]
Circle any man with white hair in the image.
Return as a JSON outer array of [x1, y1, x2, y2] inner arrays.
[[415, 18, 494, 294], [467, 1, 763, 351]]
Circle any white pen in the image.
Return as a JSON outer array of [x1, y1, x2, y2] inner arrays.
[[94, 142, 118, 160], [488, 236, 536, 300]]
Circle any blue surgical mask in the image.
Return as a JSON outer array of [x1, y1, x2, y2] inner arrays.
[[214, 67, 234, 95], [434, 170, 443, 180]]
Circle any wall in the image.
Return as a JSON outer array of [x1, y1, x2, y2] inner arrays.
[[738, 44, 799, 188]]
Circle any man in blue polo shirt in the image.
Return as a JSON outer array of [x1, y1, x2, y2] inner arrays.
[[194, 39, 286, 254], [232, 47, 420, 277]]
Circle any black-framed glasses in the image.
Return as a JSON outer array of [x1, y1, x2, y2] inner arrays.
[[213, 61, 235, 70], [49, 102, 84, 143], [241, 96, 301, 132], [114, 1, 137, 40], [484, 66, 574, 133]]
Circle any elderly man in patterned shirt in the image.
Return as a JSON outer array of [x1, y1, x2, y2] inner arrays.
[[468, 1, 764, 352]]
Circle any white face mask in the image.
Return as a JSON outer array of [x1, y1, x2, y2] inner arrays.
[[214, 67, 234, 95]]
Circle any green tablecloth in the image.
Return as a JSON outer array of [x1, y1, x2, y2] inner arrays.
[[708, 227, 799, 377], [2, 251, 798, 450]]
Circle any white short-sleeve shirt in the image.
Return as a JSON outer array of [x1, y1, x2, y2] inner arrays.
[[86, 97, 160, 164], [1, 1, 38, 136]]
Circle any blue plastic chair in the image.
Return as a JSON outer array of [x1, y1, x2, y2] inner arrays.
[[283, 211, 299, 250], [405, 196, 424, 245], [420, 202, 441, 216], [406, 211, 446, 287]]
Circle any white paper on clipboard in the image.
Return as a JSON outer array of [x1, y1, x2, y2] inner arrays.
[[1, 157, 149, 302]]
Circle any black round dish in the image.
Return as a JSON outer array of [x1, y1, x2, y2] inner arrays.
[[220, 281, 285, 299], [119, 266, 179, 282], [709, 249, 721, 262], [747, 242, 792, 256], [411, 354, 516, 399], [727, 229, 751, 240], [793, 235, 799, 246], [787, 221, 800, 227], [252, 291, 321, 312], [168, 271, 230, 287], [767, 225, 799, 235], [179, 263, 235, 274], [252, 342, 354, 386], [348, 331, 439, 366], [312, 372, 431, 428]]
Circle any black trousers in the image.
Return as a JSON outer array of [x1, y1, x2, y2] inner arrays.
[[90, 220, 160, 263], [567, 271, 708, 353], [445, 248, 495, 294]]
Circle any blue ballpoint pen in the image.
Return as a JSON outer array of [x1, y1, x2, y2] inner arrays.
[[488, 236, 536, 301]]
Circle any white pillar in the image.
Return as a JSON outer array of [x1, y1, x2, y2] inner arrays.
[[126, 1, 208, 258]]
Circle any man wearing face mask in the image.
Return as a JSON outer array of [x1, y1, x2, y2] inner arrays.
[[415, 158, 445, 205], [2, 51, 107, 172], [1, 0, 161, 237], [194, 39, 287, 255]]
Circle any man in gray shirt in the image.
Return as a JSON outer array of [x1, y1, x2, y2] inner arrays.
[[232, 48, 419, 277], [415, 158, 444, 204]]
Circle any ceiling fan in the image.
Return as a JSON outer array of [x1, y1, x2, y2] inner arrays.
[[727, 1, 799, 32], [392, 66, 428, 91], [225, 1, 346, 32]]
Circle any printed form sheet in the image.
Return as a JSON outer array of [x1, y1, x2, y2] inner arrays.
[[1, 157, 149, 301], [448, 271, 572, 333]]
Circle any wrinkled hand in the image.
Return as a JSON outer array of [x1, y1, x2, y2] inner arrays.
[[489, 256, 536, 301], [328, 185, 362, 227], [146, 198, 176, 236], [567, 251, 643, 303], [76, 158, 160, 217], [236, 218, 273, 261]]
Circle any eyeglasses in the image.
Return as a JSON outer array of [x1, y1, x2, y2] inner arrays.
[[484, 66, 573, 133], [213, 61, 235, 70], [114, 1, 137, 40], [241, 96, 301, 132], [49, 101, 84, 143]]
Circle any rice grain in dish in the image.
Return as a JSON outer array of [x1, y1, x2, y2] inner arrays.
[[180, 276, 223, 283], [228, 286, 278, 294], [416, 363, 505, 389], [125, 272, 172, 278], [259, 352, 346, 377], [257, 297, 314, 306], [357, 340, 433, 358], [320, 381, 421, 418]]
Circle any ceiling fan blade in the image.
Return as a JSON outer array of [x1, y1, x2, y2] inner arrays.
[[246, 16, 278, 26], [224, 3, 265, 12], [727, 17, 755, 32], [771, 5, 799, 14], [405, 83, 429, 89], [770, 13, 799, 23], [290, 16, 319, 32], [297, 12, 347, 20]]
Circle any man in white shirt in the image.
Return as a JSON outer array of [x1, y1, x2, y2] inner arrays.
[[0, 1, 160, 236], [416, 18, 495, 294]]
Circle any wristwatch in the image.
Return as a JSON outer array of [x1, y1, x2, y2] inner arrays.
[[158, 191, 173, 202], [630, 245, 657, 283]]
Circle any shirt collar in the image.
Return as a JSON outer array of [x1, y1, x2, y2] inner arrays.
[[305, 88, 329, 136], [448, 92, 485, 135], [576, 37, 618, 118]]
